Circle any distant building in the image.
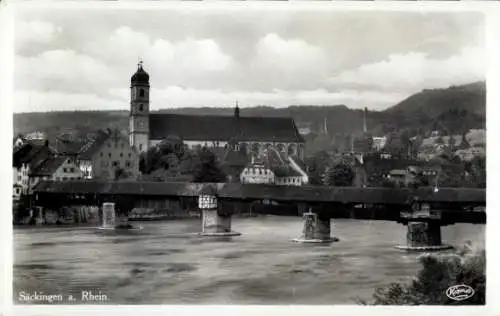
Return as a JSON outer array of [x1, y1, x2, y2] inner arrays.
[[466, 129, 486, 147], [298, 127, 312, 136], [372, 136, 387, 151], [128, 62, 305, 159], [455, 147, 486, 161], [25, 131, 46, 140], [78, 129, 140, 180]]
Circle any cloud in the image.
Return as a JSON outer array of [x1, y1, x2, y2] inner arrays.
[[329, 46, 485, 92], [15, 50, 116, 92], [252, 33, 328, 80], [83, 26, 234, 83], [16, 20, 62, 44]]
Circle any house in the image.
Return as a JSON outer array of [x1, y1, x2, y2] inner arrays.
[[13, 139, 54, 195], [29, 156, 84, 190], [13, 140, 83, 196], [25, 131, 46, 141], [128, 62, 305, 158], [372, 136, 387, 151], [13, 135, 25, 150], [455, 147, 486, 161], [240, 158, 275, 185], [78, 129, 140, 180], [239, 148, 308, 186]]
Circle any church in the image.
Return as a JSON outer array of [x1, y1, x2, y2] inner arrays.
[[128, 63, 306, 159]]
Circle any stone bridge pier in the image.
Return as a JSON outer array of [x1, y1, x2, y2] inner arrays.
[[198, 190, 241, 237], [396, 202, 453, 251], [293, 203, 339, 243]]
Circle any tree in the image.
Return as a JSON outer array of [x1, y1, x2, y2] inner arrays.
[[305, 150, 331, 185], [139, 135, 185, 174], [114, 167, 129, 181], [361, 249, 485, 305], [323, 163, 354, 186], [192, 148, 227, 183]]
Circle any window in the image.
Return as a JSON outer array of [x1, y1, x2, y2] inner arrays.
[[139, 144, 143, 151], [128, 153, 131, 158], [112, 161, 119, 167], [70, 168, 75, 173], [108, 153, 112, 158], [100, 152, 103, 157], [126, 161, 131, 168], [63, 168, 67, 172], [139, 89, 145, 97], [139, 104, 144, 111], [120, 153, 123, 157]]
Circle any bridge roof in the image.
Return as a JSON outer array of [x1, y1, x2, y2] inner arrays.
[[33, 181, 485, 205]]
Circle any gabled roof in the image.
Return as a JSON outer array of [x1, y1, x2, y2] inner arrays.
[[149, 114, 304, 143], [31, 156, 67, 176], [13, 141, 54, 169], [55, 138, 83, 155], [78, 130, 110, 160]]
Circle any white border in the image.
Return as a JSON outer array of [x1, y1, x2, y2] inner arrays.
[[2, 1, 499, 316]]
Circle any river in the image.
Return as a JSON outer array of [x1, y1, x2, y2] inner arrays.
[[13, 216, 485, 304]]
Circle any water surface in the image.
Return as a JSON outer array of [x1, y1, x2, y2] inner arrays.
[[13, 216, 485, 304]]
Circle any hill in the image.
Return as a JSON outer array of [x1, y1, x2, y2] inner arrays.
[[383, 81, 486, 134], [13, 82, 486, 143]]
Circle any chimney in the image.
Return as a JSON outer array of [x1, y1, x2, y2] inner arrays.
[[363, 107, 367, 134]]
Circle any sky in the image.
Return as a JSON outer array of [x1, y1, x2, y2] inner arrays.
[[14, 7, 485, 113]]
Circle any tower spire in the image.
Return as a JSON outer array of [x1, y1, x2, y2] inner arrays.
[[234, 100, 240, 119]]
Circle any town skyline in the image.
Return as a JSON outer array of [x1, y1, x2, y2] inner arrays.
[[15, 8, 484, 113]]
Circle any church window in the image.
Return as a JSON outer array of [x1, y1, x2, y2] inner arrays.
[[139, 104, 144, 111], [139, 89, 145, 97]]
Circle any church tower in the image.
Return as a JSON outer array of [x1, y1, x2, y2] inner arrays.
[[129, 61, 150, 153]]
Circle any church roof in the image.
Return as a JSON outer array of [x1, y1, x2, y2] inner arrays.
[[149, 114, 304, 143]]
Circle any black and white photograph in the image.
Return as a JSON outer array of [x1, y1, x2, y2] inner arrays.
[[11, 4, 487, 306]]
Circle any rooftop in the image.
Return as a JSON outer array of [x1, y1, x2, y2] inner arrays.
[[149, 114, 304, 143]]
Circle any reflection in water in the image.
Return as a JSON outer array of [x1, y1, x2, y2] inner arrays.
[[13, 216, 485, 304]]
